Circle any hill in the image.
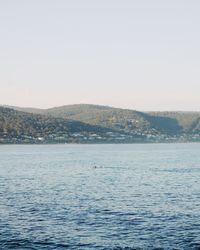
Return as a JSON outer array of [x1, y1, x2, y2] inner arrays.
[[1, 104, 200, 143], [0, 107, 119, 144], [43, 104, 200, 135], [42, 104, 184, 135], [2, 105, 45, 114], [149, 111, 200, 132]]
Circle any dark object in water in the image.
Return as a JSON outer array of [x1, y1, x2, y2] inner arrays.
[[93, 165, 103, 169]]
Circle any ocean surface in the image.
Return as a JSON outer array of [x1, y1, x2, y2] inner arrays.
[[0, 144, 200, 250]]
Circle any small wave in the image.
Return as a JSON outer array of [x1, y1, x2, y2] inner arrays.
[[0, 239, 70, 250], [155, 167, 200, 174]]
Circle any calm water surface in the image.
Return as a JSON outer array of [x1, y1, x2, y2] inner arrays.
[[0, 144, 200, 249]]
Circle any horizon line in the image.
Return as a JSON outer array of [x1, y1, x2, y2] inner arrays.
[[1, 103, 200, 113]]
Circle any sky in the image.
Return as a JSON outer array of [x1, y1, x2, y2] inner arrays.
[[0, 0, 200, 111]]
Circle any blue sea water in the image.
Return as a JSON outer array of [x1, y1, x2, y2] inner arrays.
[[0, 143, 200, 250]]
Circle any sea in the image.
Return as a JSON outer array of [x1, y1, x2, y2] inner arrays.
[[0, 143, 200, 249]]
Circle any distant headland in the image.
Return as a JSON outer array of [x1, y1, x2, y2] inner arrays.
[[0, 104, 200, 144]]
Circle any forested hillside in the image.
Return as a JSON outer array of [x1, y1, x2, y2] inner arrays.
[[0, 107, 115, 143], [1, 104, 200, 143]]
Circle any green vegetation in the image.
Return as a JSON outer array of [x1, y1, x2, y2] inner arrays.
[[0, 107, 115, 144], [1, 104, 200, 143], [35, 104, 200, 135], [149, 111, 200, 132]]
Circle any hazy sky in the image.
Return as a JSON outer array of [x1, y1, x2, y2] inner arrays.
[[0, 1, 200, 110]]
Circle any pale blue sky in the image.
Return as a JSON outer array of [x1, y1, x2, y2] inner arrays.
[[0, 0, 200, 110]]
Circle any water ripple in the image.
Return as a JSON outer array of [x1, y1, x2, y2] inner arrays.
[[0, 144, 200, 249]]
